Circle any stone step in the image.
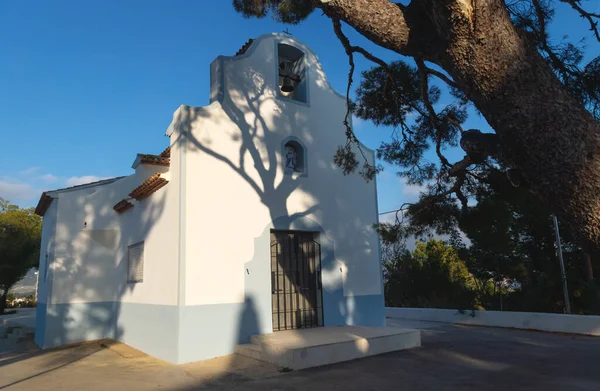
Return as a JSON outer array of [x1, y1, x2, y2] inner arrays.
[[234, 343, 262, 361], [236, 326, 421, 370]]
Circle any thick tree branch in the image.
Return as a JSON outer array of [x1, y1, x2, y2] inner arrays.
[[318, 0, 415, 55], [319, 0, 447, 62], [449, 156, 475, 177]]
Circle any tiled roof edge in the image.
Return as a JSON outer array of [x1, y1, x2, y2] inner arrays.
[[235, 38, 255, 56], [113, 199, 134, 214], [129, 173, 169, 201]]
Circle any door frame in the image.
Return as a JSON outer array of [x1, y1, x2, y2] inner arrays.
[[270, 229, 324, 331]]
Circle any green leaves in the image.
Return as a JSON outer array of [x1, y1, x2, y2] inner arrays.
[[355, 61, 422, 127], [232, 0, 315, 24], [0, 200, 42, 308], [354, 60, 467, 186], [383, 239, 476, 309]]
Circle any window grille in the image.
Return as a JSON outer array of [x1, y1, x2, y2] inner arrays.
[[128, 241, 144, 283]]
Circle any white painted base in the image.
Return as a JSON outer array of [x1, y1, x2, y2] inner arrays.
[[235, 326, 421, 370], [0, 325, 35, 352], [386, 307, 600, 336]]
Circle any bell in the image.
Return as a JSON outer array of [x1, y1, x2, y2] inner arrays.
[[281, 77, 295, 93]]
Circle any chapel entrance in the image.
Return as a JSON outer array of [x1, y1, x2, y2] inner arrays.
[[270, 230, 323, 331]]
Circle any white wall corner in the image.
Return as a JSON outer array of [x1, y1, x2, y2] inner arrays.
[[210, 57, 225, 104], [177, 111, 187, 307]]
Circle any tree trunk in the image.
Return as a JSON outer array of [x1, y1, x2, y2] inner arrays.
[[424, 0, 600, 248], [0, 288, 8, 314], [320, 0, 600, 247]]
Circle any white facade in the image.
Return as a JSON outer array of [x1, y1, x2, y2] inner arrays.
[[35, 33, 385, 364]]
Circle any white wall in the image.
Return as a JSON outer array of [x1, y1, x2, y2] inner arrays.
[[173, 34, 383, 308], [46, 141, 180, 307], [386, 307, 600, 336], [34, 33, 384, 362], [36, 201, 58, 304]]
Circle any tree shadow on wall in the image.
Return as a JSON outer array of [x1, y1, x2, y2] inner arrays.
[[19, 165, 169, 376], [170, 54, 383, 388]]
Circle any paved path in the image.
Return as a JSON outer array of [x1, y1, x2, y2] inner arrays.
[[196, 319, 600, 391], [1, 318, 599, 390], [0, 308, 36, 328]]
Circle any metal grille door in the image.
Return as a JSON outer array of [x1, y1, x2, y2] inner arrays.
[[271, 231, 323, 331]]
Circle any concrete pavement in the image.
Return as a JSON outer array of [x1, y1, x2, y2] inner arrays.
[[0, 308, 36, 328], [1, 318, 599, 390]]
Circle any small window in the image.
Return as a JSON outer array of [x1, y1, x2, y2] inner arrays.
[[283, 139, 306, 175], [128, 241, 144, 283]]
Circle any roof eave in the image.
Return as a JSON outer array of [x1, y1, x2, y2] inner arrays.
[[34, 192, 54, 216], [34, 176, 125, 216], [132, 154, 144, 169]]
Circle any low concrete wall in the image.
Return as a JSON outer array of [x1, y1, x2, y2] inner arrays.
[[386, 307, 600, 336]]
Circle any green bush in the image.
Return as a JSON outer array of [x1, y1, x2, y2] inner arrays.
[[384, 239, 477, 311]]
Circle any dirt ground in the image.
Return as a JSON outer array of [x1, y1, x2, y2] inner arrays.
[[1, 318, 599, 390]]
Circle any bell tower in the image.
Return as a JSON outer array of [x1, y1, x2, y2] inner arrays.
[[276, 43, 307, 103]]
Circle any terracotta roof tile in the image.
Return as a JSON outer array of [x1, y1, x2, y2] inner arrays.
[[159, 146, 171, 158], [138, 154, 170, 167], [134, 146, 171, 168], [34, 193, 53, 216], [236, 39, 254, 56], [129, 173, 168, 201], [113, 199, 134, 213]]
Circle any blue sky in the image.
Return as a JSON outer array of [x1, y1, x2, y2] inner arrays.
[[1, 1, 598, 215]]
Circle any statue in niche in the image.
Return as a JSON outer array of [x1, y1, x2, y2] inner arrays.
[[285, 145, 297, 171]]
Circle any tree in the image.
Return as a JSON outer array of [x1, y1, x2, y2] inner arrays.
[[464, 170, 600, 313], [398, 166, 600, 313], [233, 0, 600, 249], [0, 198, 42, 313], [383, 239, 476, 309]]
